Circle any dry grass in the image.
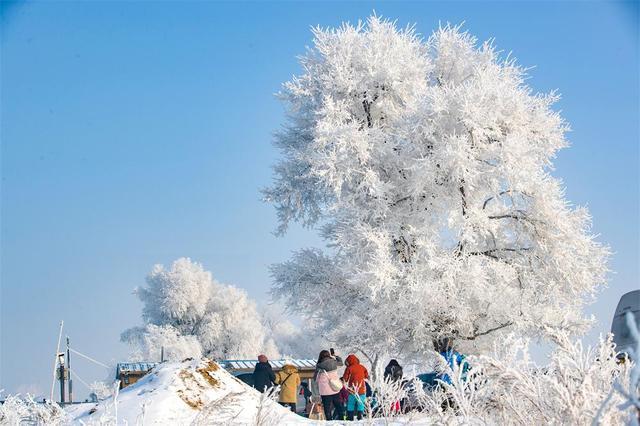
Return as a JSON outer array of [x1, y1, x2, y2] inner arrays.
[[176, 389, 204, 410], [197, 360, 220, 388], [178, 369, 205, 409], [177, 361, 222, 410]]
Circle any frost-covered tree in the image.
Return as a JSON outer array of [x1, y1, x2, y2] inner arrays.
[[122, 258, 278, 360], [261, 304, 328, 358], [121, 324, 203, 361], [265, 17, 609, 362]]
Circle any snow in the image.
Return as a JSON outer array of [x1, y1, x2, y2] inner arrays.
[[65, 359, 299, 424], [64, 359, 431, 425]]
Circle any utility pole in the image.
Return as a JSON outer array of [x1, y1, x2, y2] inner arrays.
[[58, 351, 66, 405], [50, 321, 64, 403], [67, 337, 73, 403]]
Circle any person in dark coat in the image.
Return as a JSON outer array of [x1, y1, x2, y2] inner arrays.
[[384, 359, 403, 382], [253, 354, 276, 393], [384, 359, 403, 412]]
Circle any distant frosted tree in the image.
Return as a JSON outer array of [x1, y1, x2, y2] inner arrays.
[[261, 304, 327, 358], [122, 258, 278, 360], [265, 17, 609, 363], [121, 324, 203, 361]]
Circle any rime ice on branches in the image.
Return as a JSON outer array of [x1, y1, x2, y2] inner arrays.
[[265, 16, 609, 362]]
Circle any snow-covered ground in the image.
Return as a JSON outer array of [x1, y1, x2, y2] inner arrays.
[[64, 359, 430, 425], [65, 359, 300, 424]]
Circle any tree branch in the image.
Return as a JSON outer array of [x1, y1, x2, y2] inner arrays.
[[482, 190, 532, 210], [461, 321, 514, 340], [469, 247, 532, 256]]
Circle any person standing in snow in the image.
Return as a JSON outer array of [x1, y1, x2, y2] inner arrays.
[[384, 359, 403, 382], [275, 362, 301, 412], [434, 338, 468, 385], [253, 354, 276, 393], [299, 382, 312, 406], [338, 378, 349, 419], [434, 338, 469, 411], [313, 349, 345, 420], [384, 359, 403, 413], [342, 354, 369, 420]]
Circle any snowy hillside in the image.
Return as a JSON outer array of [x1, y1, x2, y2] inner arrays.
[[65, 359, 309, 425], [63, 359, 433, 425]]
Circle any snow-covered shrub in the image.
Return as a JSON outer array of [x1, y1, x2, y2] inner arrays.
[[394, 332, 630, 424], [89, 380, 115, 401], [361, 365, 408, 421], [468, 333, 626, 424], [596, 312, 640, 426], [347, 330, 636, 424], [0, 394, 66, 425], [122, 258, 278, 360], [266, 15, 609, 362]]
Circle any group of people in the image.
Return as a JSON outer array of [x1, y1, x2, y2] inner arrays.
[[251, 340, 467, 420], [312, 349, 371, 420], [251, 350, 405, 420]]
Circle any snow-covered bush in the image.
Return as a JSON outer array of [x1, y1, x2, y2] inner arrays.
[[378, 332, 632, 424], [266, 15, 609, 363], [0, 394, 66, 425], [123, 258, 278, 361], [597, 312, 640, 426], [467, 333, 627, 424], [89, 380, 115, 401]]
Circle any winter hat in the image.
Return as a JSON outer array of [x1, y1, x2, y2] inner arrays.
[[258, 354, 268, 363]]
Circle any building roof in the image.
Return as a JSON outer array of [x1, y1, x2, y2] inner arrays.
[[220, 359, 316, 371], [116, 362, 159, 377]]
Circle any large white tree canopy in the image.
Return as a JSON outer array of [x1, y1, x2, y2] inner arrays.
[[123, 258, 279, 360], [265, 17, 609, 358]]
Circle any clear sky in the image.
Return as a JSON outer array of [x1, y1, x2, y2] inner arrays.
[[1, 1, 638, 399]]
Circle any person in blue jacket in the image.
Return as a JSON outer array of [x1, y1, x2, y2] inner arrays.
[[433, 338, 469, 411], [435, 338, 468, 385]]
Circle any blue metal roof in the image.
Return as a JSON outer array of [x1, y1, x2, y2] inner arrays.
[[220, 359, 316, 371], [116, 362, 159, 376]]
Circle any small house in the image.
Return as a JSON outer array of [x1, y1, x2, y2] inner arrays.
[[116, 362, 159, 389]]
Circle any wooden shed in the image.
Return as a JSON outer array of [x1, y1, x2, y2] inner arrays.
[[116, 362, 159, 389]]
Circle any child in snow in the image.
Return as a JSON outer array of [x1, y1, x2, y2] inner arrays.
[[299, 381, 312, 406], [342, 354, 369, 420], [338, 378, 349, 420]]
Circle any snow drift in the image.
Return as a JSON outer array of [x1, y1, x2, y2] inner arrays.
[[65, 359, 307, 425]]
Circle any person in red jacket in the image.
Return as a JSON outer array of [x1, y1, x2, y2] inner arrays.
[[342, 354, 369, 420]]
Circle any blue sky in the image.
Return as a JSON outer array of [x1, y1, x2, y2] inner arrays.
[[1, 1, 638, 399]]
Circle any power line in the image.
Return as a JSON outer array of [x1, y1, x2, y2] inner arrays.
[[68, 368, 92, 391], [69, 348, 111, 370]]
